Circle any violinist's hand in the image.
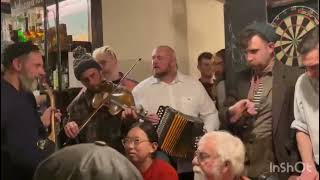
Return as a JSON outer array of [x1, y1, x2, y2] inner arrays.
[[146, 113, 160, 125], [64, 121, 80, 139], [121, 106, 139, 120], [41, 107, 62, 128]]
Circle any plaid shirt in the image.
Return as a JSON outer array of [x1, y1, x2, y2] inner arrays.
[[66, 87, 124, 152]]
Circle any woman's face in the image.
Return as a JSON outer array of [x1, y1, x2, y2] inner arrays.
[[123, 127, 157, 164]]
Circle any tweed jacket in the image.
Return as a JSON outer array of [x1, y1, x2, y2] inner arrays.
[[220, 60, 304, 178]]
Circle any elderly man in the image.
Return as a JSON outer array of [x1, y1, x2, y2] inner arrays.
[[1, 42, 60, 180], [192, 131, 247, 180], [291, 26, 319, 180], [92, 45, 138, 91], [123, 45, 219, 180], [220, 22, 304, 179]]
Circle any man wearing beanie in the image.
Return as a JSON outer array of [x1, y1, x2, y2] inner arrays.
[[34, 141, 143, 180], [219, 22, 304, 179], [61, 46, 132, 154], [1, 42, 60, 180]]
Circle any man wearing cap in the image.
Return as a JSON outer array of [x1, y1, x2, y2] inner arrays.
[[1, 42, 60, 180], [61, 47, 131, 153], [34, 142, 143, 180], [219, 22, 304, 179]]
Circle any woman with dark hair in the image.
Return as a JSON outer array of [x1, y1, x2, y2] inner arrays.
[[123, 122, 178, 180]]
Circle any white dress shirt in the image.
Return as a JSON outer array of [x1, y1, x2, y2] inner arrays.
[[132, 72, 220, 132], [132, 72, 220, 173]]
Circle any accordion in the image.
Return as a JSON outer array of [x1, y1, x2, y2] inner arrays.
[[156, 106, 205, 159]]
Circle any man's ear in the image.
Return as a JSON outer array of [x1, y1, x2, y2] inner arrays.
[[12, 58, 22, 72], [268, 42, 275, 53], [222, 160, 232, 173]]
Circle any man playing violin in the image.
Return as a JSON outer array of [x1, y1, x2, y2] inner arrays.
[[122, 45, 220, 180], [62, 47, 135, 154]]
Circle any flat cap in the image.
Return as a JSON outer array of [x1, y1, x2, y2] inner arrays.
[[242, 21, 278, 42], [34, 142, 143, 180]]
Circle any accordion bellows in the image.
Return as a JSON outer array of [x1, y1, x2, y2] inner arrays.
[[156, 106, 204, 159]]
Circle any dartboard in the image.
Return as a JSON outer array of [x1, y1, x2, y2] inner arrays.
[[271, 6, 319, 66]]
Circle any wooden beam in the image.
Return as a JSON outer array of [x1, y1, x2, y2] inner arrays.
[[90, 0, 103, 50], [267, 0, 309, 7]]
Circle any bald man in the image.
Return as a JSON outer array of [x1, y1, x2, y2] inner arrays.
[[123, 45, 219, 180]]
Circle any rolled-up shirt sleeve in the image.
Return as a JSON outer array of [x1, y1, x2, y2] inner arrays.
[[291, 82, 308, 134]]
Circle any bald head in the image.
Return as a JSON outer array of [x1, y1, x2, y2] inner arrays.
[[151, 45, 177, 81], [155, 45, 176, 58]]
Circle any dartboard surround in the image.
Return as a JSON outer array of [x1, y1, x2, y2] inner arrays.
[[271, 6, 319, 66]]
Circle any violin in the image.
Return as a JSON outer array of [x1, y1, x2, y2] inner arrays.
[[91, 80, 136, 116]]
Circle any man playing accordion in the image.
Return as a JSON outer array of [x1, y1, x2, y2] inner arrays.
[[122, 45, 220, 180]]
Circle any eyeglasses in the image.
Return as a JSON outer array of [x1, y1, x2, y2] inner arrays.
[[122, 138, 150, 147], [194, 150, 212, 162]]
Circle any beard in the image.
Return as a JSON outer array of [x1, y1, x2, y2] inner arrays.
[[19, 71, 38, 92], [153, 69, 169, 79]]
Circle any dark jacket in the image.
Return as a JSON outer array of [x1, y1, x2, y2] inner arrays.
[[60, 87, 136, 154], [219, 60, 304, 178], [1, 79, 53, 180]]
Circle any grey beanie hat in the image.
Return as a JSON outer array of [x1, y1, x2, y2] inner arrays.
[[34, 142, 143, 180], [73, 46, 102, 80], [242, 21, 278, 43]]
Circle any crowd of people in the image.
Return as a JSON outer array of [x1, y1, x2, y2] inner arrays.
[[1, 22, 319, 180]]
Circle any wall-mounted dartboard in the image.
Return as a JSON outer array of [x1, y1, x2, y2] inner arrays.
[[271, 6, 319, 66]]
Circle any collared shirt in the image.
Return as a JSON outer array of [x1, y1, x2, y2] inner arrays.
[[132, 72, 220, 173], [132, 72, 219, 132], [291, 73, 319, 165]]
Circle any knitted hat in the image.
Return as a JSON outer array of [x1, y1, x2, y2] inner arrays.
[[73, 46, 102, 80], [242, 21, 278, 43], [34, 142, 143, 180]]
